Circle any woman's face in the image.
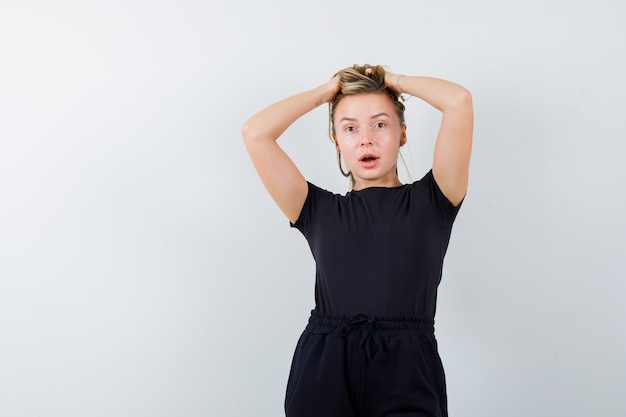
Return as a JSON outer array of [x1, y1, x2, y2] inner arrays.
[[333, 93, 406, 190]]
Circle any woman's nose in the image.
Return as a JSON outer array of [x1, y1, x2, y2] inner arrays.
[[359, 132, 373, 146]]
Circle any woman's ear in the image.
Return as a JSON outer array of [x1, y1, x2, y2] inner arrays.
[[400, 125, 407, 146]]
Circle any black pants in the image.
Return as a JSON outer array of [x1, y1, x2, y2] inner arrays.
[[285, 310, 447, 417]]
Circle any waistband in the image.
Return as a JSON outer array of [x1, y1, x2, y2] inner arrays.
[[306, 310, 435, 361]]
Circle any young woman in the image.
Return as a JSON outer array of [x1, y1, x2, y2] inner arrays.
[[242, 64, 473, 417]]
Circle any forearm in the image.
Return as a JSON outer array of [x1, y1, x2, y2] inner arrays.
[[391, 74, 471, 113], [242, 81, 337, 144]]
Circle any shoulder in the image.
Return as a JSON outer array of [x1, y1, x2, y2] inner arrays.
[[291, 181, 342, 229], [409, 170, 463, 219], [408, 170, 438, 194], [305, 181, 343, 202]]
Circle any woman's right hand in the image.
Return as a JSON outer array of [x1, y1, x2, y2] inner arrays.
[[324, 75, 341, 103]]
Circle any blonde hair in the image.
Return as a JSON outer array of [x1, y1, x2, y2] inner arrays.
[[328, 64, 407, 187]]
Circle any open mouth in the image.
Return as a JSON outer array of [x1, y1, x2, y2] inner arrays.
[[360, 154, 378, 162], [359, 154, 379, 168]]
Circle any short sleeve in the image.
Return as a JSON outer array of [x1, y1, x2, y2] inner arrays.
[[419, 170, 463, 222], [290, 181, 329, 235]]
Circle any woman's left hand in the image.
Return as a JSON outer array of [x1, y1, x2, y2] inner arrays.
[[383, 71, 404, 95]]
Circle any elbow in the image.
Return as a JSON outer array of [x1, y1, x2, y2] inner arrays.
[[460, 88, 473, 107], [242, 118, 276, 146], [241, 120, 259, 145], [450, 88, 472, 111], [439, 88, 472, 115]]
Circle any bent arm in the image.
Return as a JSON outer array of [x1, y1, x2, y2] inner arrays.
[[242, 78, 339, 223], [387, 73, 473, 206]]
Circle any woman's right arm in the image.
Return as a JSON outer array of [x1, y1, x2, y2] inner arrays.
[[242, 77, 339, 223]]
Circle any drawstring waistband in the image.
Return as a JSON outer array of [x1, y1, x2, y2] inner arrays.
[[306, 310, 435, 362], [340, 314, 384, 361]]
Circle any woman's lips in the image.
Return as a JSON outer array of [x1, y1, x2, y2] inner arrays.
[[359, 155, 379, 168]]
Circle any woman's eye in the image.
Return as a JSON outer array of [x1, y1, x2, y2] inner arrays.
[[345, 126, 355, 132], [375, 122, 385, 128]]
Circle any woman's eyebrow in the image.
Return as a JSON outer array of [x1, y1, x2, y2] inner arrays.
[[338, 113, 390, 123]]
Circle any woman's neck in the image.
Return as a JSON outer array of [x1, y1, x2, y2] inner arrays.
[[353, 176, 403, 191]]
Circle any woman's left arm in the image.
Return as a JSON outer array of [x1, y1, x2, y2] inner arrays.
[[386, 73, 473, 206]]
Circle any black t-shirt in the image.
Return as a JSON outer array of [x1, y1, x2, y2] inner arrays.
[[291, 170, 461, 319]]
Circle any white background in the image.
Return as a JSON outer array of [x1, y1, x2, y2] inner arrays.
[[1, 1, 625, 416]]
